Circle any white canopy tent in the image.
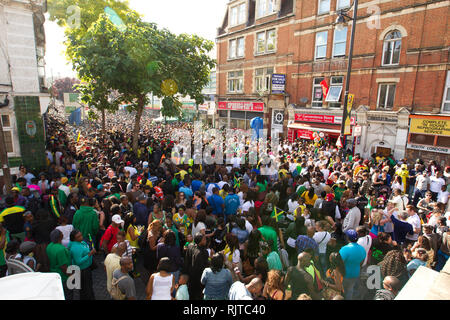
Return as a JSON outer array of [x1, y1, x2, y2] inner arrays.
[[0, 272, 65, 300]]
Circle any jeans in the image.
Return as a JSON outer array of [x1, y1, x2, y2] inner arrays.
[[343, 277, 360, 300], [80, 267, 95, 300], [319, 253, 328, 277], [435, 250, 449, 272]]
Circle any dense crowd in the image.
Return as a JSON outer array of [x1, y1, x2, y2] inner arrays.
[[0, 106, 449, 300]]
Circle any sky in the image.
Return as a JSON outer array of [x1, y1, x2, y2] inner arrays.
[[44, 0, 228, 79]]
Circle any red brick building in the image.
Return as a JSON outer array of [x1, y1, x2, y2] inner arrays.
[[216, 0, 449, 165]]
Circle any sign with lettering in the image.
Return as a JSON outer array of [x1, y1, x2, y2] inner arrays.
[[410, 118, 450, 136], [294, 113, 356, 125], [218, 101, 264, 112], [407, 143, 450, 154], [271, 74, 286, 94]]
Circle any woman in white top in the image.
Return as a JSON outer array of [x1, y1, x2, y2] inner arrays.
[[55, 215, 73, 248], [313, 221, 331, 275], [146, 257, 175, 300], [191, 209, 206, 237], [287, 193, 300, 214]]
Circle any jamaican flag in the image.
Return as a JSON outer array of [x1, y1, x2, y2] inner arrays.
[[234, 176, 242, 189], [49, 195, 61, 219], [271, 207, 286, 222]]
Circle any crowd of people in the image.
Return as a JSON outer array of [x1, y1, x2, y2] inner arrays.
[[0, 106, 449, 301]]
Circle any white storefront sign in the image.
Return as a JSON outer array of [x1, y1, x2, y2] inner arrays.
[[407, 143, 450, 154]]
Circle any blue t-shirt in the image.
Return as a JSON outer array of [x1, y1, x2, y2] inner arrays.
[[191, 180, 203, 193], [208, 194, 224, 215], [339, 243, 366, 279], [224, 194, 240, 216], [179, 186, 193, 199]]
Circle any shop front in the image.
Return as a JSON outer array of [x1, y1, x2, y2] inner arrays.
[[287, 112, 355, 144], [406, 115, 450, 167], [217, 101, 264, 130]]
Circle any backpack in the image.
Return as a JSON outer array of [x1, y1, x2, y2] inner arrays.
[[110, 275, 129, 300]]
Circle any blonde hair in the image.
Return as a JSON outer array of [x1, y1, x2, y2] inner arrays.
[[297, 293, 312, 300], [371, 209, 383, 225]]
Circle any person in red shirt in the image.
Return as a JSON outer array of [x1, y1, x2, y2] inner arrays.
[[101, 214, 124, 254]]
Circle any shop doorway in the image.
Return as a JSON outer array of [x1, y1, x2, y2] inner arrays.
[[376, 146, 392, 157]]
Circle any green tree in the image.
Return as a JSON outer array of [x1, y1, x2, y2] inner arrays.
[[69, 14, 215, 154], [76, 80, 120, 143]]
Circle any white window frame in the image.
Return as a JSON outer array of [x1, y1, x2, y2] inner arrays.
[[326, 76, 344, 106], [228, 70, 244, 93], [257, 0, 278, 18], [337, 0, 351, 10], [229, 2, 246, 27], [332, 27, 347, 58], [312, 77, 325, 108], [377, 83, 396, 110], [1, 114, 14, 154], [315, 31, 328, 60], [254, 67, 274, 93], [442, 71, 450, 113], [382, 30, 402, 66], [255, 29, 277, 55], [318, 0, 331, 15], [229, 37, 245, 60]]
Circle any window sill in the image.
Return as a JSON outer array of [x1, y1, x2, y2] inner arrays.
[[380, 64, 401, 68], [229, 22, 247, 28], [255, 12, 278, 20], [227, 57, 245, 62], [317, 11, 330, 17], [254, 51, 276, 57], [376, 107, 394, 111]]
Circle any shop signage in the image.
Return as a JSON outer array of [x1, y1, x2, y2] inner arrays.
[[25, 120, 37, 137], [407, 143, 450, 154], [410, 118, 450, 137], [271, 74, 286, 94], [294, 113, 356, 125], [218, 101, 264, 112], [367, 115, 397, 123], [296, 129, 314, 140], [272, 109, 284, 131], [353, 125, 362, 137]]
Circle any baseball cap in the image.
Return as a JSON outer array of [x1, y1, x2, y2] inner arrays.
[[11, 187, 20, 192], [97, 184, 104, 191], [143, 161, 149, 168], [111, 214, 124, 225], [346, 198, 357, 206], [345, 230, 358, 242], [326, 193, 335, 202]]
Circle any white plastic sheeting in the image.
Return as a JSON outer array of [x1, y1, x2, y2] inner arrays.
[[0, 272, 65, 300]]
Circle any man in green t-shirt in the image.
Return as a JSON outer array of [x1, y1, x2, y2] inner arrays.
[[0, 224, 10, 278], [47, 229, 72, 299], [258, 217, 279, 254]]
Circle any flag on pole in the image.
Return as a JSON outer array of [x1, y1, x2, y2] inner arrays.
[[320, 80, 329, 99]]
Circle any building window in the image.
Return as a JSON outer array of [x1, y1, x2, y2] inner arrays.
[[1, 115, 11, 127], [315, 31, 328, 60], [257, 0, 277, 18], [442, 71, 450, 113], [382, 30, 402, 66], [229, 37, 245, 59], [377, 83, 396, 109], [337, 0, 351, 10], [256, 29, 276, 55], [333, 27, 347, 57], [312, 77, 325, 108], [255, 67, 274, 92], [1, 115, 13, 153], [230, 3, 246, 26], [318, 0, 330, 14], [228, 71, 244, 93], [327, 76, 344, 108]]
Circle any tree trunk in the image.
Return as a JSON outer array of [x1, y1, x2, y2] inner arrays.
[[0, 120, 12, 194], [132, 97, 144, 156], [101, 108, 106, 145]]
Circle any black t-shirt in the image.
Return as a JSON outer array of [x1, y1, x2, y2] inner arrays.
[[285, 267, 311, 300]]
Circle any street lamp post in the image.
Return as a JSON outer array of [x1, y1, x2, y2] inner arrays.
[[337, 0, 359, 155]]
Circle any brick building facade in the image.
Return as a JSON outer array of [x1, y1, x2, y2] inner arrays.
[[216, 0, 449, 165]]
